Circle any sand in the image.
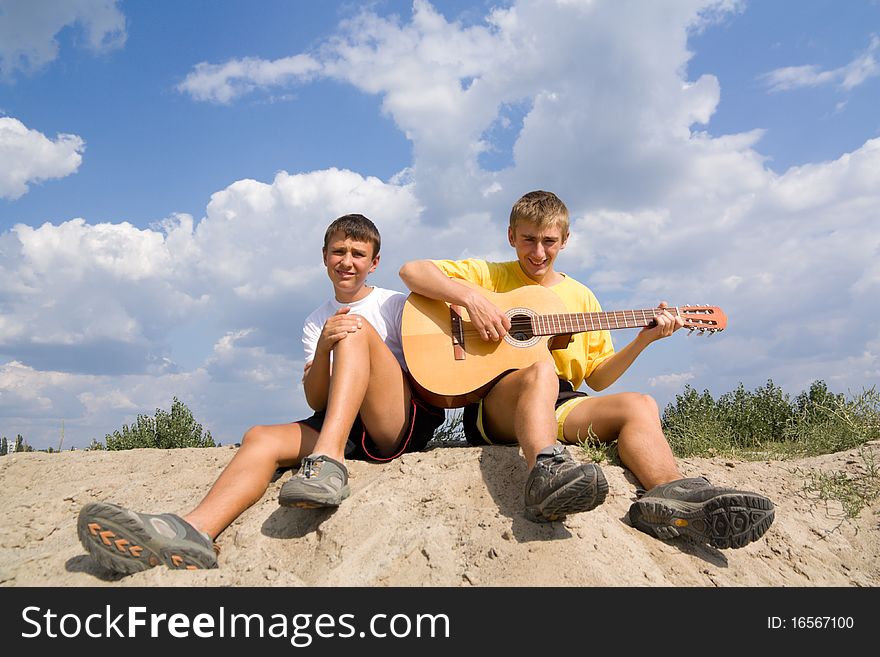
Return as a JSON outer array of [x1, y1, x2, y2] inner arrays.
[[1, 441, 878, 587]]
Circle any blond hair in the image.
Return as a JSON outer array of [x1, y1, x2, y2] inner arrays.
[[509, 190, 570, 236]]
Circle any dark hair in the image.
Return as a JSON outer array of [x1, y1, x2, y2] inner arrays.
[[322, 214, 381, 258]]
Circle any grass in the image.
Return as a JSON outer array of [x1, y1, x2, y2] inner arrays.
[[793, 446, 880, 520], [661, 381, 880, 461], [575, 423, 620, 466]]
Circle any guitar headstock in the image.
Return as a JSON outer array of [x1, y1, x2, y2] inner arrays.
[[679, 306, 727, 334]]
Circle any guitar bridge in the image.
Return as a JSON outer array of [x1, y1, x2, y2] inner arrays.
[[450, 305, 466, 361]]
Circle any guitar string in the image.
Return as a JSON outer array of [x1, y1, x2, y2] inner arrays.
[[452, 309, 716, 337], [455, 319, 657, 337]]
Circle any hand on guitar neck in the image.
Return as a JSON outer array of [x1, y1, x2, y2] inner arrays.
[[637, 300, 684, 344]]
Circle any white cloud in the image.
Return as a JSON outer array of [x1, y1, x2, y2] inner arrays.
[[0, 354, 306, 451], [0, 360, 61, 417], [759, 65, 835, 92], [194, 168, 423, 297], [0, 167, 424, 378], [176, 55, 322, 104], [0, 117, 85, 199], [649, 371, 696, 389], [179, 0, 741, 219], [5, 0, 880, 449], [0, 0, 126, 78], [0, 359, 216, 447], [760, 34, 880, 92], [204, 329, 301, 388], [2, 217, 202, 352]]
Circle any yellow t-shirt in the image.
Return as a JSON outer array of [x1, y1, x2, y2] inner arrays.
[[430, 259, 615, 390]]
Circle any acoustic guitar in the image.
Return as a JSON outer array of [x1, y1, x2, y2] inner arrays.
[[401, 280, 726, 408]]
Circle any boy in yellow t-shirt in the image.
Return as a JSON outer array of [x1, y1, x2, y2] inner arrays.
[[400, 191, 774, 549]]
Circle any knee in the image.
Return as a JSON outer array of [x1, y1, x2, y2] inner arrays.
[[521, 360, 559, 399], [351, 315, 378, 337], [620, 392, 660, 421], [522, 359, 558, 388], [332, 316, 377, 349], [241, 425, 273, 449]]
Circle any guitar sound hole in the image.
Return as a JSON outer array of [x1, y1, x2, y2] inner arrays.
[[508, 313, 534, 343]]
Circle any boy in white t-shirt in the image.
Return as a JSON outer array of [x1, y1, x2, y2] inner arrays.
[[77, 214, 444, 574]]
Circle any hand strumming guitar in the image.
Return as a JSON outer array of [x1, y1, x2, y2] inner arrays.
[[463, 287, 512, 342]]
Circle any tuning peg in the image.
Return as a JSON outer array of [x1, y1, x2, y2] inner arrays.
[[688, 328, 694, 336]]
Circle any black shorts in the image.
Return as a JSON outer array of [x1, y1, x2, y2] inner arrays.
[[462, 379, 587, 446], [297, 397, 446, 462]]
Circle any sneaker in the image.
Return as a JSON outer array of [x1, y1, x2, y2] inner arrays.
[[628, 477, 775, 549], [278, 454, 350, 508], [77, 502, 218, 574], [524, 445, 608, 522]]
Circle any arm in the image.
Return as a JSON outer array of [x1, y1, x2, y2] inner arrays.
[[399, 260, 511, 340], [302, 356, 330, 411], [302, 307, 362, 410], [585, 302, 683, 391]]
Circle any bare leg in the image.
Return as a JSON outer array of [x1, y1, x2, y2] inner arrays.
[[312, 320, 411, 461], [479, 359, 559, 467], [561, 392, 682, 490], [184, 422, 319, 540]]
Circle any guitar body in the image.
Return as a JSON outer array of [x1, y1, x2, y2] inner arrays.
[[402, 280, 727, 409], [402, 281, 566, 408]]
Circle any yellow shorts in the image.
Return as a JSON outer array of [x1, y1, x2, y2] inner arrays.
[[463, 391, 591, 445]]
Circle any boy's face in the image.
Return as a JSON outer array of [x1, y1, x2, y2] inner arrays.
[[508, 220, 568, 282], [322, 230, 379, 298]]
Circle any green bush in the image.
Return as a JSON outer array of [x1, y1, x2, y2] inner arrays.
[[12, 434, 34, 453], [0, 434, 35, 454], [661, 380, 879, 459], [660, 385, 733, 455], [784, 381, 880, 454], [90, 397, 215, 451]]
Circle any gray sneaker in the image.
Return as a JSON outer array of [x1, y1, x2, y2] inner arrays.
[[524, 445, 608, 522], [77, 502, 218, 574], [628, 477, 775, 549], [278, 454, 351, 508]]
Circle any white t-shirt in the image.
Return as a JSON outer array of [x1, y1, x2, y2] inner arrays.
[[302, 286, 408, 370]]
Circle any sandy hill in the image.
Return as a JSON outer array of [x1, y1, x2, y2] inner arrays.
[[1, 441, 878, 587]]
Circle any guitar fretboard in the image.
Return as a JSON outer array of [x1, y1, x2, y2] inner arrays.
[[531, 308, 680, 335]]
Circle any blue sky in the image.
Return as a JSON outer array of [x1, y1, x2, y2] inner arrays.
[[1, 0, 878, 450]]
